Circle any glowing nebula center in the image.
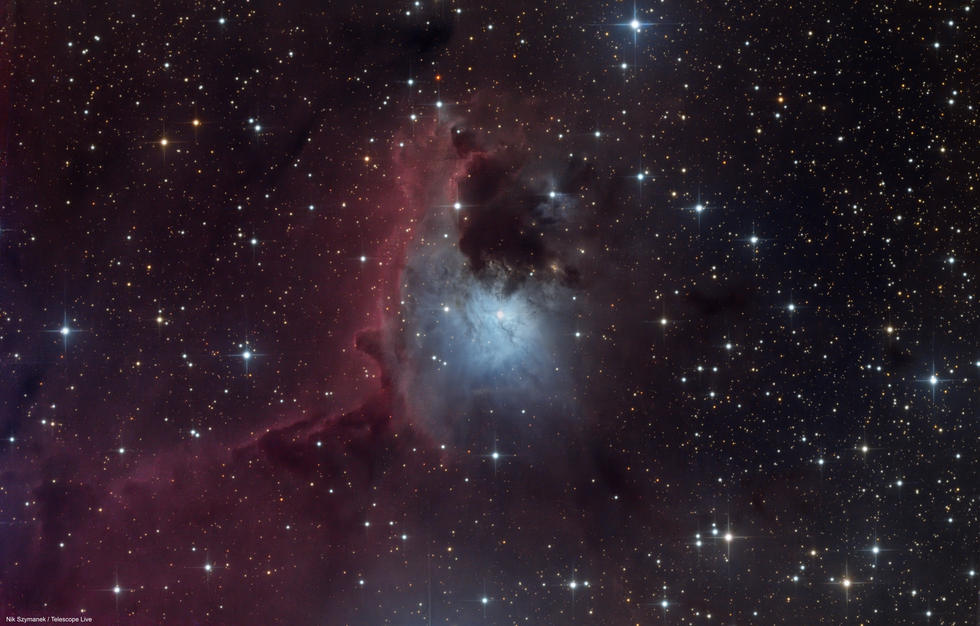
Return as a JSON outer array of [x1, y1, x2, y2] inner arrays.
[[397, 214, 576, 443]]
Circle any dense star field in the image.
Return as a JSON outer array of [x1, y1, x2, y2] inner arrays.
[[2, 0, 980, 624]]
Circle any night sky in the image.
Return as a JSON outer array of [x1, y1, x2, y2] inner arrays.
[[2, 0, 980, 624]]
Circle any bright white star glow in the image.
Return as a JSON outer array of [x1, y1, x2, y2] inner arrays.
[[61, 327, 70, 335], [243, 351, 251, 360]]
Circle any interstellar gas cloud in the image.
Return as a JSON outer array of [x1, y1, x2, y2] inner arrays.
[[392, 111, 596, 449], [10, 1, 972, 622]]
